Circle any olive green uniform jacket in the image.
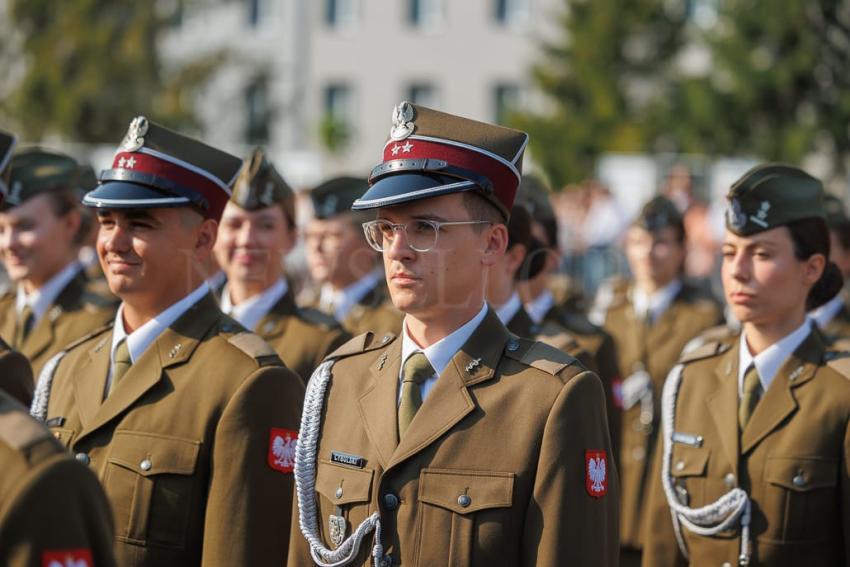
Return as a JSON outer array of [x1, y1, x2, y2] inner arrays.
[[0, 389, 116, 567], [253, 289, 351, 382], [39, 294, 305, 567], [0, 338, 33, 406], [288, 308, 619, 567], [302, 281, 403, 338], [593, 278, 722, 549], [0, 270, 117, 378], [642, 329, 850, 566]]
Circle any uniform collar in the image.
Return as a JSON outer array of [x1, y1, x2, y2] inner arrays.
[[16, 261, 83, 325], [220, 278, 288, 331], [808, 294, 844, 329], [111, 283, 210, 364], [320, 267, 383, 321], [493, 291, 523, 327], [631, 278, 682, 324], [738, 318, 813, 394], [524, 288, 555, 325]]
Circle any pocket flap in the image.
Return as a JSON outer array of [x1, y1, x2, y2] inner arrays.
[[108, 430, 200, 476], [49, 427, 75, 448], [418, 469, 514, 514], [764, 456, 838, 491], [316, 460, 374, 505], [670, 446, 709, 477]]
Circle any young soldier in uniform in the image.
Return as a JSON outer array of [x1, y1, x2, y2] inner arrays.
[[214, 148, 350, 382], [289, 102, 618, 567], [0, 388, 116, 567], [0, 149, 117, 378], [590, 195, 722, 566], [303, 176, 402, 337], [32, 117, 305, 566], [643, 164, 850, 566], [808, 194, 850, 342]]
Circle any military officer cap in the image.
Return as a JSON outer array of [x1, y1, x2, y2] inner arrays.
[[3, 147, 80, 209], [82, 116, 243, 221], [636, 195, 683, 232], [353, 101, 529, 220], [310, 176, 369, 220], [725, 163, 824, 236], [231, 148, 296, 224], [823, 194, 848, 229], [0, 129, 16, 205], [517, 174, 555, 222]]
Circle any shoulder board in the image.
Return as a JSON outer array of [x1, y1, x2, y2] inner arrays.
[[0, 395, 52, 450], [824, 351, 850, 378], [64, 321, 114, 353], [296, 306, 341, 329], [535, 322, 580, 352], [678, 340, 731, 365], [326, 331, 397, 360], [504, 336, 579, 376], [227, 332, 279, 362]]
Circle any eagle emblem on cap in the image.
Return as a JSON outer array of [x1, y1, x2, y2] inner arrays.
[[121, 116, 149, 152], [390, 101, 415, 140], [726, 197, 747, 230]]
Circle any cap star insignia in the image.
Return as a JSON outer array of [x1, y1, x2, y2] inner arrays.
[[391, 144, 402, 156], [126, 156, 137, 168], [401, 141, 414, 153], [118, 156, 127, 168]]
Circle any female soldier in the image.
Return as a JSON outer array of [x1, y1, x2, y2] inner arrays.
[[642, 164, 850, 566]]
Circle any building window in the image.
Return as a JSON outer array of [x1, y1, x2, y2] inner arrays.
[[320, 84, 354, 152], [326, 0, 358, 29], [245, 77, 270, 143], [493, 83, 523, 125], [495, 0, 530, 26], [409, 0, 443, 29], [407, 84, 440, 108]]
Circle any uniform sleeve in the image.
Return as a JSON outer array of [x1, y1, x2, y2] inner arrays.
[[0, 348, 34, 407], [521, 371, 619, 566], [0, 456, 117, 567], [640, 430, 687, 567], [201, 364, 306, 567], [594, 334, 622, 459]]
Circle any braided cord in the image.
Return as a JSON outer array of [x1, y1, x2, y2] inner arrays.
[[30, 350, 67, 421]]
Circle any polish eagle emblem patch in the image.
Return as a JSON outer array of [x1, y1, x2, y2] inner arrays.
[[585, 450, 608, 497], [268, 428, 298, 473], [42, 549, 93, 567]]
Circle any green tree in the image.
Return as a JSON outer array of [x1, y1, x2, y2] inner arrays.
[[1, 0, 220, 142], [512, 0, 688, 188]]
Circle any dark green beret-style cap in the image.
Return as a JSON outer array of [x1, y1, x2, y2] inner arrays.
[[635, 195, 682, 232], [310, 176, 369, 219], [4, 148, 79, 209], [822, 194, 848, 229], [231, 148, 295, 222], [516, 174, 555, 222], [725, 163, 824, 236]]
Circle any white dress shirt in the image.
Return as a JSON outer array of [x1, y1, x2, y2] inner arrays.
[[399, 303, 489, 404], [737, 318, 812, 396], [632, 278, 683, 324], [525, 288, 555, 325], [220, 279, 288, 331], [16, 261, 83, 326], [107, 283, 210, 393], [320, 268, 384, 322], [809, 294, 844, 329]]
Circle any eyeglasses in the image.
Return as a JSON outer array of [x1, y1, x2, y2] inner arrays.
[[362, 219, 492, 252]]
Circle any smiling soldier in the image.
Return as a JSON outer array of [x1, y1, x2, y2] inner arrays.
[[288, 102, 618, 567]]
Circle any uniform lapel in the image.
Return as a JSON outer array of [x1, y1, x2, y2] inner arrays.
[[740, 331, 821, 455], [73, 330, 113, 429], [255, 288, 296, 339], [389, 309, 508, 469], [24, 272, 86, 359], [706, 342, 740, 469], [358, 336, 403, 469], [0, 298, 15, 346], [506, 306, 535, 338]]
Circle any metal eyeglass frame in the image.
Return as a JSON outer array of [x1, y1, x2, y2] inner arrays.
[[362, 219, 492, 252]]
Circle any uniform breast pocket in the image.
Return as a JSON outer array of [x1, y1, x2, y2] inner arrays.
[[315, 460, 374, 548], [670, 446, 710, 508], [103, 430, 200, 550], [762, 456, 838, 542], [48, 427, 75, 448], [415, 469, 515, 567]]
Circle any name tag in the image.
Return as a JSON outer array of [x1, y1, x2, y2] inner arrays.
[[46, 417, 66, 427], [330, 451, 365, 469], [672, 431, 704, 448]]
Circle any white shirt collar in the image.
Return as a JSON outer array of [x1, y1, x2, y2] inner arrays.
[[220, 279, 288, 332], [399, 303, 489, 404], [524, 289, 555, 325], [632, 278, 682, 324], [16, 261, 82, 325], [808, 294, 844, 329], [320, 268, 384, 321], [493, 292, 523, 326], [738, 318, 812, 395], [111, 283, 210, 366]]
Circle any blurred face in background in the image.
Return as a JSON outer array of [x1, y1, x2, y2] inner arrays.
[[624, 225, 685, 293], [214, 202, 295, 293], [0, 193, 81, 290], [304, 214, 376, 289]]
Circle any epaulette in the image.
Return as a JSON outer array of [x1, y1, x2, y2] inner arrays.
[[0, 395, 52, 451], [678, 340, 730, 365], [297, 306, 341, 329], [535, 322, 580, 353], [824, 351, 850, 378], [326, 331, 397, 361], [681, 325, 738, 357], [504, 336, 580, 376], [227, 332, 281, 366]]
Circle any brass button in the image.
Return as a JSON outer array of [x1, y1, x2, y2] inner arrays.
[[75, 452, 90, 466], [675, 460, 685, 472], [457, 494, 471, 507], [722, 563, 732, 567], [383, 493, 399, 511], [140, 458, 152, 471], [724, 473, 736, 488], [792, 473, 806, 487], [335, 487, 344, 499]]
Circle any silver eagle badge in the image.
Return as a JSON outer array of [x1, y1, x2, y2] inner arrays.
[[390, 101, 416, 141], [121, 116, 149, 152]]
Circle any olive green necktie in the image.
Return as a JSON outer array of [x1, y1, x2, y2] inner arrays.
[[398, 352, 435, 438], [739, 364, 763, 429], [108, 338, 132, 397], [14, 305, 34, 348]]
